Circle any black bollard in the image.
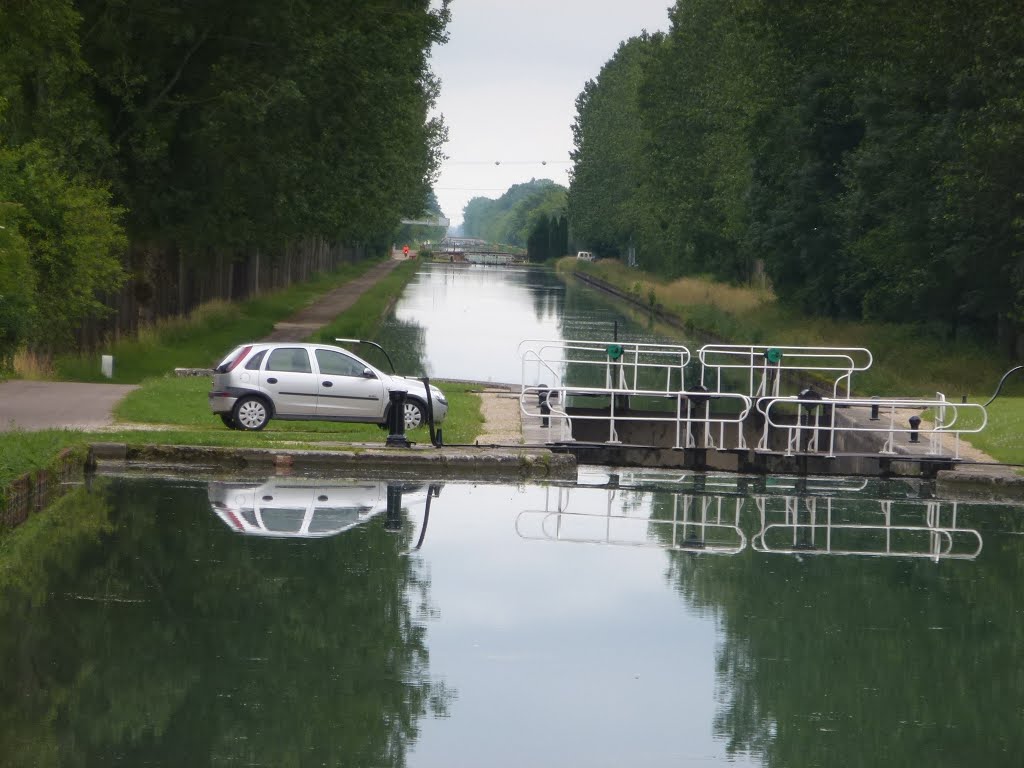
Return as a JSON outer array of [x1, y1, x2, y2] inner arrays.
[[537, 385, 550, 428], [869, 396, 880, 421], [384, 485, 404, 531], [385, 389, 412, 448], [908, 414, 921, 444]]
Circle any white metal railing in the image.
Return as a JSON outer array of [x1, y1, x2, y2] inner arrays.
[[752, 496, 982, 561], [519, 338, 691, 395], [517, 339, 991, 461], [698, 344, 873, 399], [757, 395, 988, 459], [521, 384, 752, 448]]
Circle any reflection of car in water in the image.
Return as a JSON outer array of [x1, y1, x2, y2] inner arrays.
[[208, 478, 429, 539]]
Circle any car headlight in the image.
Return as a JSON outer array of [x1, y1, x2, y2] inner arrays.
[[431, 388, 447, 404]]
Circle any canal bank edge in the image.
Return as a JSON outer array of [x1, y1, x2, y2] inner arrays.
[[934, 465, 1024, 502], [87, 442, 577, 482], [0, 447, 89, 532]]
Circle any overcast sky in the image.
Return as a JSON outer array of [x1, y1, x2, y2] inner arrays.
[[429, 1, 671, 227]]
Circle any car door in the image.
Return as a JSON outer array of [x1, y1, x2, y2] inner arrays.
[[313, 348, 387, 421], [261, 347, 318, 416]]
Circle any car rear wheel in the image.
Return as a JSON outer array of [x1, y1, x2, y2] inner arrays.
[[219, 413, 238, 429], [403, 400, 426, 430], [234, 396, 270, 431]]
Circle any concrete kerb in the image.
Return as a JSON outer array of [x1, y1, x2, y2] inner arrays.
[[88, 442, 576, 482], [935, 464, 1024, 502]]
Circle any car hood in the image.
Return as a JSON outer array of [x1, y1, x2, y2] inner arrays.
[[385, 374, 443, 398]]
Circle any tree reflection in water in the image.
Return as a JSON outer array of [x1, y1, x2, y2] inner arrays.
[[0, 477, 452, 766], [648, 483, 1024, 768], [516, 472, 1021, 766]]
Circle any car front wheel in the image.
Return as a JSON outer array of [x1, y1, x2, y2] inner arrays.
[[234, 396, 270, 431], [403, 400, 426, 430]]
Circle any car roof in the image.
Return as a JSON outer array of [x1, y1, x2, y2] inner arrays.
[[243, 342, 353, 349]]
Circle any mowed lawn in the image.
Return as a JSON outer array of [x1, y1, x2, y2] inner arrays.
[[110, 375, 485, 447]]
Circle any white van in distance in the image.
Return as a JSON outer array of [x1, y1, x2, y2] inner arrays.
[[576, 251, 594, 261]]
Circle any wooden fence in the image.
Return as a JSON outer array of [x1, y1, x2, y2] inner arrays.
[[75, 238, 373, 349]]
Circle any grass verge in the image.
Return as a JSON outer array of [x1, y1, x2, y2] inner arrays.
[[52, 258, 386, 384], [0, 431, 85, 489]]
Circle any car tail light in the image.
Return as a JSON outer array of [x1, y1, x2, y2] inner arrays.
[[222, 345, 253, 373]]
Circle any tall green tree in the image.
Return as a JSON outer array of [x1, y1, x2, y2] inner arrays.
[[462, 179, 566, 247], [0, 1, 451, 354], [568, 34, 660, 261], [0, 142, 125, 351], [0, 199, 35, 371], [568, 0, 1024, 350]]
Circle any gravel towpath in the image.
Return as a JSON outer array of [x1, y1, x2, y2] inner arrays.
[[261, 258, 401, 342]]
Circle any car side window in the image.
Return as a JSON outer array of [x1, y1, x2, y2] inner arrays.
[[245, 350, 267, 370], [266, 348, 312, 374], [316, 349, 369, 378]]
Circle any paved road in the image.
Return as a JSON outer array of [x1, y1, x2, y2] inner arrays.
[[0, 381, 139, 432]]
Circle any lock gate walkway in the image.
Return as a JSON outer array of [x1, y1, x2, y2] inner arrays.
[[515, 339, 999, 479]]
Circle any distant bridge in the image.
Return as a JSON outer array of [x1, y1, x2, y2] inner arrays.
[[437, 237, 526, 265], [400, 215, 450, 228]]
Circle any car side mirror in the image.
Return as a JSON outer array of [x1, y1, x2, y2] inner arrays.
[[362, 367, 376, 378]]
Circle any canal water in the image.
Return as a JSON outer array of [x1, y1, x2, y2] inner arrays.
[[371, 262, 678, 382], [2, 471, 1022, 766]]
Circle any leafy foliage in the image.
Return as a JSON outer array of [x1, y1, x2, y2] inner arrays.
[[0, 142, 126, 351], [0, 1, 450, 353], [462, 178, 567, 247], [568, 0, 1024, 351], [0, 201, 35, 372]]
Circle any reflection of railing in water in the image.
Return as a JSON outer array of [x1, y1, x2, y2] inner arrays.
[[515, 487, 746, 554], [752, 496, 982, 561], [590, 471, 870, 496], [516, 484, 982, 562]]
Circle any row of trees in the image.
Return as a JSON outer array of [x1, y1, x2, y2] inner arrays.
[[0, 1, 450, 367], [568, 1, 1024, 352], [461, 178, 567, 251], [526, 214, 569, 262]]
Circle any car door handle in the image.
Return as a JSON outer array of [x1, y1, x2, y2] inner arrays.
[[322, 381, 333, 387], [266, 377, 278, 384]]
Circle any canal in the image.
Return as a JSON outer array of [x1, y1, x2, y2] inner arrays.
[[2, 471, 1021, 765], [3, 263, 1022, 765]]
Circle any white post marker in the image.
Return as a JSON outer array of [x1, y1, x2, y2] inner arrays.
[[101, 355, 114, 378]]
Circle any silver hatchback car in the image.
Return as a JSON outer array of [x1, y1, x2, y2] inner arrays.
[[208, 342, 448, 431]]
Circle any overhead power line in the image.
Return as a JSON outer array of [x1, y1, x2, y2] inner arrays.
[[443, 159, 572, 166]]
